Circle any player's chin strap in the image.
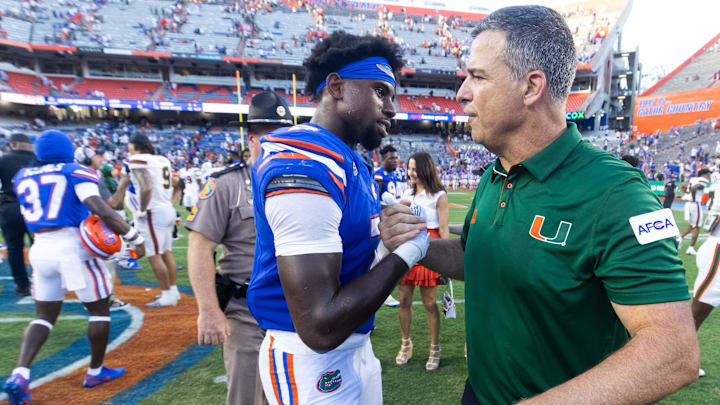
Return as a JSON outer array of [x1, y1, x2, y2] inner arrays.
[[88, 316, 111, 322]]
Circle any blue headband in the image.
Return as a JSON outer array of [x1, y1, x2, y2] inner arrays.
[[315, 56, 396, 93]]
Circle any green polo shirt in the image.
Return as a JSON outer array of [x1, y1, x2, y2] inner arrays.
[[461, 123, 689, 404]]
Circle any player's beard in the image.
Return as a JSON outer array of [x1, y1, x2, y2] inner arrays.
[[359, 125, 383, 151]]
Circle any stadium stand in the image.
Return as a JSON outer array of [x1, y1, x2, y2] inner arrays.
[[646, 33, 720, 95], [71, 78, 162, 99], [2, 71, 76, 96]]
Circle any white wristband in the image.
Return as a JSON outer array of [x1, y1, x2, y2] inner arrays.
[[123, 228, 138, 240], [393, 242, 424, 268], [129, 234, 145, 247]]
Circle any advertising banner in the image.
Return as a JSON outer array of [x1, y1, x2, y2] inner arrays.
[[634, 87, 720, 134]]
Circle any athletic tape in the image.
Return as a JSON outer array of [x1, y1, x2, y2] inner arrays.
[[30, 319, 54, 330], [88, 316, 111, 322]]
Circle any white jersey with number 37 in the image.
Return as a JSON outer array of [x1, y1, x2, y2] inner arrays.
[[129, 153, 174, 211]]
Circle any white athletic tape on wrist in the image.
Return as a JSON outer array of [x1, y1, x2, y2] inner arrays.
[[394, 242, 425, 268], [30, 319, 54, 330], [393, 203, 430, 267], [88, 316, 111, 323], [122, 228, 138, 241]]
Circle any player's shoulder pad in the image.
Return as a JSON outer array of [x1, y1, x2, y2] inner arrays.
[[210, 162, 247, 178], [266, 174, 328, 195]]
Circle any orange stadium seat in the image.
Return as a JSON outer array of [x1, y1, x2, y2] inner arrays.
[[566, 93, 589, 112], [72, 79, 161, 100], [398, 95, 462, 114], [4, 72, 75, 96]]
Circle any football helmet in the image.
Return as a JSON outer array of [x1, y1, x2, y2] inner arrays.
[[79, 215, 124, 260]]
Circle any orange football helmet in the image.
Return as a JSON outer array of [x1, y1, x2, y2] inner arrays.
[[79, 215, 124, 259]]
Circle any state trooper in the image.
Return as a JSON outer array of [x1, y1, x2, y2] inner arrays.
[[186, 91, 294, 405]]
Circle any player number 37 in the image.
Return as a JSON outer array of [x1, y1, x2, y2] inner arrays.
[[16, 175, 68, 223]]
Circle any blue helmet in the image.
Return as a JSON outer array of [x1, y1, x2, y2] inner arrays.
[[35, 130, 75, 163]]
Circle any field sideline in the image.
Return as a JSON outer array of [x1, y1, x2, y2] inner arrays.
[[1, 190, 720, 404]]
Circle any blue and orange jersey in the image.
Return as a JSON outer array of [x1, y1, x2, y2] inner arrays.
[[248, 123, 381, 333], [374, 166, 405, 199], [13, 162, 99, 232]]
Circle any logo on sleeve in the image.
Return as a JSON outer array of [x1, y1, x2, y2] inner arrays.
[[628, 208, 679, 245], [198, 179, 215, 200], [316, 369, 342, 393]]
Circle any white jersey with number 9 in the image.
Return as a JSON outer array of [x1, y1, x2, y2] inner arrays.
[[128, 153, 174, 211]]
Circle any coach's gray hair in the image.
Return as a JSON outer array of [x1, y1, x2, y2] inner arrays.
[[472, 5, 577, 103]]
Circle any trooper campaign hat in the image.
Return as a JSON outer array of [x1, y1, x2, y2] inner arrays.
[[239, 91, 294, 127]]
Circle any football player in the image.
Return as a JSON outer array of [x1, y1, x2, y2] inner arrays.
[[249, 32, 428, 404], [128, 134, 182, 307], [374, 144, 405, 201], [678, 169, 711, 255], [179, 161, 202, 213], [3, 130, 145, 405]]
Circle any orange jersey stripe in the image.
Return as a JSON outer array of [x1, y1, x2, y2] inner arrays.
[[265, 135, 345, 163], [287, 354, 299, 403], [697, 243, 720, 300], [256, 152, 311, 175], [268, 336, 282, 404], [265, 189, 331, 198], [327, 170, 345, 192]]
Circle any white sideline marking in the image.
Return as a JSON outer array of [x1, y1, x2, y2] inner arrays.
[[411, 299, 465, 306], [0, 276, 14, 280], [16, 297, 82, 305], [0, 315, 87, 323], [0, 305, 144, 401]]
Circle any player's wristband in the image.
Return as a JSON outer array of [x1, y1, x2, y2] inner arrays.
[[123, 228, 138, 241], [128, 234, 144, 247], [393, 242, 426, 268]]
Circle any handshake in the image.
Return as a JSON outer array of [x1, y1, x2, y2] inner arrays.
[[379, 193, 430, 267]]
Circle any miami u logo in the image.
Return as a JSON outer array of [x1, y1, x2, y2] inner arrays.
[[529, 215, 572, 246]]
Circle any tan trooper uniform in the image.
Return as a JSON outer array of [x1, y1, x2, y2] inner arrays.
[[185, 162, 266, 405]]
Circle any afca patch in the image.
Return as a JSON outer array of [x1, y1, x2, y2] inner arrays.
[[628, 208, 679, 245]]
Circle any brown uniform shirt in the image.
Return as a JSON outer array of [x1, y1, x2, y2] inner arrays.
[[185, 163, 255, 284]]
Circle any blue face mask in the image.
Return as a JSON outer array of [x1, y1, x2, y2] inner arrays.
[[315, 56, 396, 93]]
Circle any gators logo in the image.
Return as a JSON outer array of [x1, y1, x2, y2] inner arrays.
[[316, 369, 342, 393], [199, 179, 215, 200], [376, 63, 395, 80], [186, 205, 198, 222]]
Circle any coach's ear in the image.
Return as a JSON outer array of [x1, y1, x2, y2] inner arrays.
[[325, 73, 344, 100]]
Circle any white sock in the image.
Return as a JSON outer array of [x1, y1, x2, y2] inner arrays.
[[170, 285, 178, 294], [87, 366, 103, 376], [12, 367, 30, 380]]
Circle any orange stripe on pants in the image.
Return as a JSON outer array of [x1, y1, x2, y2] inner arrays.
[[268, 336, 283, 404], [287, 353, 299, 404]]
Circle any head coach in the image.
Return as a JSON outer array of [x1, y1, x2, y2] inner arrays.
[[380, 5, 699, 404], [185, 91, 293, 405], [0, 133, 35, 296]]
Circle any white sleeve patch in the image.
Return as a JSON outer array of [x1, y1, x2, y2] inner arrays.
[[628, 208, 680, 245]]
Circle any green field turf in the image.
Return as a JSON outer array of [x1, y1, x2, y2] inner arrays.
[[3, 191, 720, 404]]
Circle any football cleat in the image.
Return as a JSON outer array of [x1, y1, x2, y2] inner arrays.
[[146, 294, 178, 308], [83, 366, 126, 388], [3, 373, 31, 405], [79, 216, 124, 260]]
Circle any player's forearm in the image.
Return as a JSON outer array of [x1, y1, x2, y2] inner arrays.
[[519, 322, 698, 404], [419, 238, 464, 280], [106, 182, 128, 209], [171, 188, 182, 205], [285, 253, 410, 352], [139, 188, 152, 211], [86, 196, 131, 235], [187, 232, 222, 312]]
